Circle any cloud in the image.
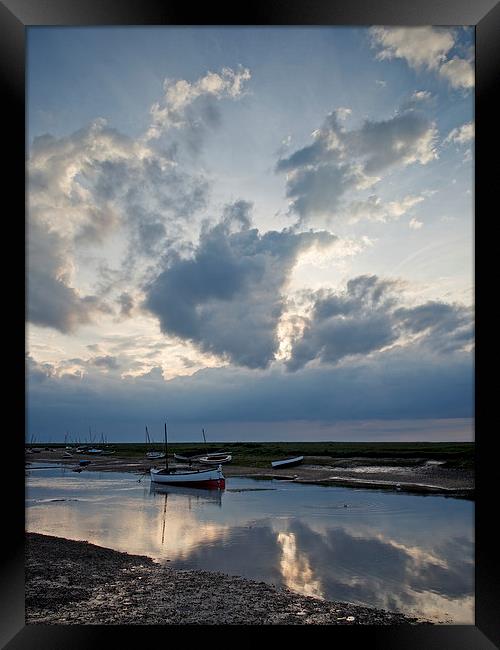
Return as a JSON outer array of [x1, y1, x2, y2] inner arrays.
[[444, 121, 475, 146], [346, 194, 425, 224], [117, 292, 134, 318], [393, 302, 474, 354], [438, 57, 474, 90], [26, 348, 474, 434], [146, 66, 251, 141], [27, 219, 107, 333], [90, 355, 121, 370], [276, 107, 437, 223], [144, 202, 337, 369], [370, 26, 454, 70], [287, 275, 474, 370], [409, 217, 423, 230], [27, 65, 254, 335], [370, 27, 474, 91], [400, 90, 434, 112]]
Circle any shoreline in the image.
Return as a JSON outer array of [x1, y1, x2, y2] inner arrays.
[[26, 533, 432, 625], [26, 451, 475, 498]]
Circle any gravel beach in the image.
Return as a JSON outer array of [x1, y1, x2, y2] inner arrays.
[[26, 533, 430, 625]]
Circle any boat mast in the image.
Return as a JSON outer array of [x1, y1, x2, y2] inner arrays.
[[164, 422, 169, 471]]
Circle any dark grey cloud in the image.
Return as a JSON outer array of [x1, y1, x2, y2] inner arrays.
[[394, 302, 474, 354], [26, 348, 473, 440], [276, 107, 437, 222], [287, 275, 473, 371], [346, 111, 436, 174], [144, 204, 336, 369], [27, 219, 107, 333], [117, 292, 134, 319], [90, 355, 121, 370]]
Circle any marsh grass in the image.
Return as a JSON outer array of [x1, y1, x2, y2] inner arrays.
[[37, 441, 474, 469]]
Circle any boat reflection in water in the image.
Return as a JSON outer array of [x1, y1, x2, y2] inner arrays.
[[149, 482, 223, 507], [150, 482, 224, 547]]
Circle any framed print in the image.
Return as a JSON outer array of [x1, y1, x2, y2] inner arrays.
[[2, 0, 499, 647]]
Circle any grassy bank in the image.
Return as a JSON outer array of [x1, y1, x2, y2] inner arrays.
[[32, 441, 475, 469]]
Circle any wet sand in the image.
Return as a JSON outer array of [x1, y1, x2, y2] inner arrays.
[[26, 450, 474, 498], [26, 533, 430, 625]]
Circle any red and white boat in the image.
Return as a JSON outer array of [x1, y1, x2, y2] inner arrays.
[[150, 422, 225, 489], [150, 465, 225, 489]]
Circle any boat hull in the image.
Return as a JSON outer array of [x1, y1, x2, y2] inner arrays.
[[150, 466, 225, 489], [271, 456, 304, 469], [174, 449, 225, 461], [198, 455, 232, 465]]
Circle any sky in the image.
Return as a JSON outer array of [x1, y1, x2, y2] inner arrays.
[[26, 26, 474, 443]]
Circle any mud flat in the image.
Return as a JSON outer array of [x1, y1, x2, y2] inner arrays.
[[26, 533, 431, 625], [26, 449, 474, 498]]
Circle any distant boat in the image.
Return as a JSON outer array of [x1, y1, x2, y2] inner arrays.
[[63, 451, 73, 458], [173, 449, 222, 461], [271, 456, 304, 469], [145, 425, 166, 460], [180, 428, 229, 464], [87, 448, 104, 455], [198, 454, 232, 465], [150, 423, 225, 489]]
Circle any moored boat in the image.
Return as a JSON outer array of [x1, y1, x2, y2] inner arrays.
[[174, 448, 225, 461], [198, 454, 232, 465], [271, 455, 304, 469], [150, 465, 225, 488], [150, 422, 226, 489], [145, 425, 166, 459], [147, 451, 166, 459]]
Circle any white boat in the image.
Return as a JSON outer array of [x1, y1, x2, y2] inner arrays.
[[145, 425, 166, 460], [150, 465, 225, 488], [198, 454, 232, 465], [173, 449, 214, 461], [147, 451, 166, 459], [87, 448, 104, 455], [150, 422, 225, 489], [271, 455, 304, 469]]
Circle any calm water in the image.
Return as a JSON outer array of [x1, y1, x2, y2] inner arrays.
[[26, 463, 474, 623]]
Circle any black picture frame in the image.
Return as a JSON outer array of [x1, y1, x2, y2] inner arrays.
[[3, 0, 498, 647]]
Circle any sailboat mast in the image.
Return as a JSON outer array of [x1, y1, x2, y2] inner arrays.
[[164, 422, 169, 471]]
